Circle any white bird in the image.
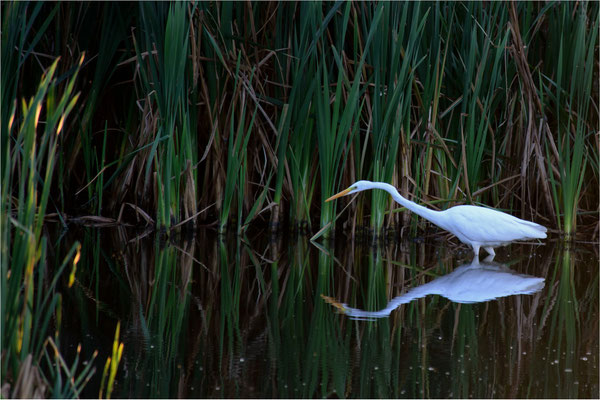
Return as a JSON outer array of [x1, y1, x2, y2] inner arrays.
[[323, 258, 545, 320], [326, 180, 547, 256]]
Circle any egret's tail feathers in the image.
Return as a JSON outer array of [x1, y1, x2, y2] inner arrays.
[[519, 219, 547, 239]]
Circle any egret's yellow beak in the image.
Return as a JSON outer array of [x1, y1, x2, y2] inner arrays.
[[325, 187, 354, 202], [321, 294, 347, 313]]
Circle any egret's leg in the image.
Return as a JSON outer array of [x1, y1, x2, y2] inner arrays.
[[472, 244, 480, 259], [484, 246, 495, 256], [483, 254, 495, 263]]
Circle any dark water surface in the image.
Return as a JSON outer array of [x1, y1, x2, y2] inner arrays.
[[54, 227, 598, 398]]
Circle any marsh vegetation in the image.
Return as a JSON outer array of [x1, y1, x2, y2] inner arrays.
[[2, 1, 598, 397]]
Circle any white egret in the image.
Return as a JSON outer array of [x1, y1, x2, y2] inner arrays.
[[326, 180, 547, 256]]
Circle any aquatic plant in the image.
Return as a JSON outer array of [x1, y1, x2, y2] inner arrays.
[[2, 2, 598, 393], [6, 2, 597, 237], [1, 49, 88, 395]]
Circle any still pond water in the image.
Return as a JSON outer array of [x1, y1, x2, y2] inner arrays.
[[56, 227, 598, 398]]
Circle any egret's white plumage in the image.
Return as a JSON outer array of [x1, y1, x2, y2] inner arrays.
[[326, 180, 547, 256]]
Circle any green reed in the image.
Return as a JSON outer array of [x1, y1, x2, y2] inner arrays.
[[219, 58, 258, 233], [456, 3, 510, 202], [131, 2, 198, 230], [6, 2, 598, 239], [274, 3, 321, 228], [317, 2, 382, 233], [361, 2, 425, 230], [75, 4, 132, 214], [1, 51, 88, 396], [543, 3, 598, 237]]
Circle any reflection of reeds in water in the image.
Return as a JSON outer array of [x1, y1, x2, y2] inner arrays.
[[318, 241, 597, 398], [113, 229, 199, 398], [42, 228, 599, 398], [531, 246, 599, 398]]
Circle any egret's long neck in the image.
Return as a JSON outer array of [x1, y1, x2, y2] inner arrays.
[[371, 182, 441, 224]]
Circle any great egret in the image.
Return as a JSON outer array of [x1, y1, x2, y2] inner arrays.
[[326, 180, 547, 256]]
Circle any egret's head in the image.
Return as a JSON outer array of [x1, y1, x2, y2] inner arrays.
[[325, 180, 373, 202]]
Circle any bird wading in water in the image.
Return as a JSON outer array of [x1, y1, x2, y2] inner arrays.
[[326, 180, 547, 257]]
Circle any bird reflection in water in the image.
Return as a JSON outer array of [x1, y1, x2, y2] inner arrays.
[[322, 257, 545, 321]]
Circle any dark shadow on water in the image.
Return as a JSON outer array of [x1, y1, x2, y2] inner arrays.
[[51, 226, 599, 398]]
